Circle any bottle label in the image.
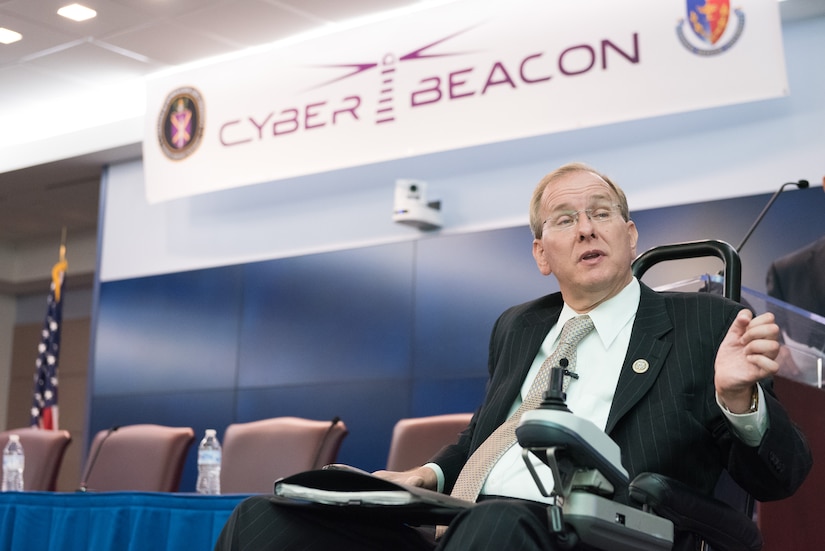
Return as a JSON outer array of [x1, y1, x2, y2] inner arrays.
[[198, 450, 221, 464], [3, 455, 23, 471]]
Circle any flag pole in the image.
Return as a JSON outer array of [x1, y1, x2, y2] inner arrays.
[[31, 229, 68, 430]]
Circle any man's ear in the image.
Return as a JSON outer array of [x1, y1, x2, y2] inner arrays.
[[532, 239, 552, 276], [627, 221, 639, 257]]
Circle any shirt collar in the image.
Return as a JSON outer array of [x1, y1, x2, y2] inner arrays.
[[556, 277, 640, 348]]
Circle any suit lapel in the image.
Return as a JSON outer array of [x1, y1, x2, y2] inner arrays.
[[605, 286, 672, 434]]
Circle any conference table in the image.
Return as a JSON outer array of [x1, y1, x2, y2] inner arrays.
[[0, 491, 252, 550]]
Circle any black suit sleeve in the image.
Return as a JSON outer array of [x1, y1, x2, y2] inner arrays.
[[725, 383, 812, 501]]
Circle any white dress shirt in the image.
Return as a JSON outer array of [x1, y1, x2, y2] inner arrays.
[[480, 278, 639, 502]]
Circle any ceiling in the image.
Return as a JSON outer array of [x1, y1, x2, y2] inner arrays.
[[0, 0, 424, 248], [0, 0, 823, 249]]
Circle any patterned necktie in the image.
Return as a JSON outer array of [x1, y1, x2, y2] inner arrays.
[[449, 314, 595, 503]]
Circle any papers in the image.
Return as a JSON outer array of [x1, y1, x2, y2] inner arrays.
[[276, 483, 415, 506], [270, 466, 472, 524]]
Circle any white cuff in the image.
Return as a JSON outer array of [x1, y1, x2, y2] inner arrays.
[[424, 462, 445, 493], [716, 384, 768, 447]]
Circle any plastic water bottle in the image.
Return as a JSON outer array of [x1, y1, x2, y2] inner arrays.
[[196, 429, 221, 495], [2, 435, 25, 492]]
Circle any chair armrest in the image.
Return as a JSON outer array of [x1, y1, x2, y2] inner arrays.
[[628, 472, 762, 551]]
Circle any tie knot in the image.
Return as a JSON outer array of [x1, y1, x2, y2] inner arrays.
[[559, 315, 595, 346]]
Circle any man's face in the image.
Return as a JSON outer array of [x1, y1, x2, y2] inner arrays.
[[532, 170, 639, 311]]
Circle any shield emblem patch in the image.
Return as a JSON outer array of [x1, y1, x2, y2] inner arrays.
[[686, 0, 731, 45]]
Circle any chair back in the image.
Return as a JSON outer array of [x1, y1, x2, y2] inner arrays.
[[386, 413, 473, 471], [80, 424, 194, 492], [221, 416, 348, 494], [0, 427, 72, 491]]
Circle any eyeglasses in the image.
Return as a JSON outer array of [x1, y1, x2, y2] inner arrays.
[[543, 205, 623, 232]]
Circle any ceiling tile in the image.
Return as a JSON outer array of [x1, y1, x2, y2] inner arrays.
[[278, 0, 421, 22], [1, 0, 152, 39], [0, 12, 77, 64], [25, 40, 161, 85], [103, 20, 241, 66], [109, 0, 229, 19], [176, 0, 318, 48]]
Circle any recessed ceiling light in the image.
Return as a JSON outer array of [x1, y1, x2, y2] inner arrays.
[[57, 3, 97, 22], [0, 27, 23, 44]]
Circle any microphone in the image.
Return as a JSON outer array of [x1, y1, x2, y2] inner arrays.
[[312, 416, 341, 468], [736, 179, 809, 254], [77, 425, 120, 492], [562, 359, 580, 383]]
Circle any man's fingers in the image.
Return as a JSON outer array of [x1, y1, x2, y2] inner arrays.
[[740, 312, 779, 345]]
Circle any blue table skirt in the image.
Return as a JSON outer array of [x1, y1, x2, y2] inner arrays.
[[0, 491, 252, 551]]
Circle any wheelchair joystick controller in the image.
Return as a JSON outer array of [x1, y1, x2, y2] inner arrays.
[[515, 363, 674, 550], [517, 361, 629, 498], [539, 358, 576, 412]]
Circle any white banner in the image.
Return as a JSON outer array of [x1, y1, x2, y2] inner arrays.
[[144, 0, 787, 203]]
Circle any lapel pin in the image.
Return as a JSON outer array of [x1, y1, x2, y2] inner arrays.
[[632, 359, 649, 374]]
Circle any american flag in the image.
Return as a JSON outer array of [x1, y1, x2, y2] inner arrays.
[[30, 258, 67, 430]]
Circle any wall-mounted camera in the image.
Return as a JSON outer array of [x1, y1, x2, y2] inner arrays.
[[392, 179, 442, 231]]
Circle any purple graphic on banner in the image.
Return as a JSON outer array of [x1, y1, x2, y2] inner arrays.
[[307, 27, 477, 89], [307, 27, 477, 125]]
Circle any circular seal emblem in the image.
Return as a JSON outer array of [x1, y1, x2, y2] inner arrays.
[[157, 87, 204, 160], [676, 6, 746, 57]]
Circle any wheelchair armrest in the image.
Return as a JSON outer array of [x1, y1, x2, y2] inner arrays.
[[628, 472, 762, 551]]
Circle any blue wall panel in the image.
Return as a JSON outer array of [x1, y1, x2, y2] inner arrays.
[[237, 242, 415, 387], [93, 267, 244, 395], [410, 377, 487, 417], [414, 226, 555, 381]]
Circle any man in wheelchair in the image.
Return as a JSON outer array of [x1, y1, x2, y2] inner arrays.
[[216, 163, 811, 551]]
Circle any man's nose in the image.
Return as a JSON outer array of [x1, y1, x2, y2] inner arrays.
[[575, 211, 596, 235]]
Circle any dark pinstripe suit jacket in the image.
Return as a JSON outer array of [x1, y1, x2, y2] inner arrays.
[[432, 282, 811, 503]]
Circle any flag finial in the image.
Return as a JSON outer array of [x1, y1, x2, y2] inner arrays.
[[52, 228, 68, 303]]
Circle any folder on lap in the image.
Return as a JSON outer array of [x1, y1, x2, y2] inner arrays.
[[271, 464, 472, 524]]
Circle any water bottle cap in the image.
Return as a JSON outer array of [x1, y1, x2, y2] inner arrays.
[[9, 435, 19, 442], [205, 429, 216, 436]]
